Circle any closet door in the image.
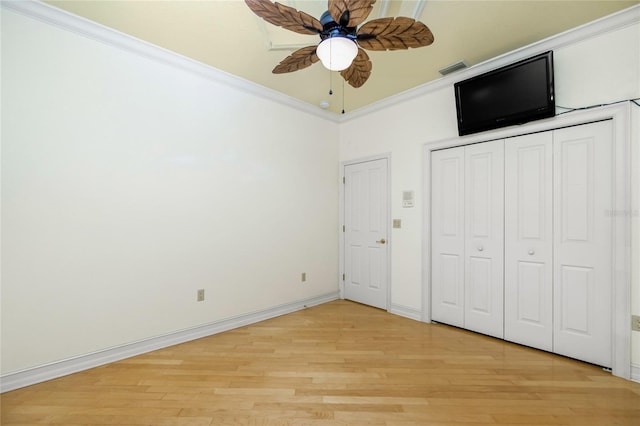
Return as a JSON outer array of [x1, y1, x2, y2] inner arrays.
[[431, 147, 465, 327], [553, 121, 613, 367], [464, 140, 504, 338], [504, 132, 553, 351]]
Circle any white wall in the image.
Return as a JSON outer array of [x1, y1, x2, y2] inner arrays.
[[1, 6, 339, 375], [340, 16, 640, 363], [340, 87, 456, 310]]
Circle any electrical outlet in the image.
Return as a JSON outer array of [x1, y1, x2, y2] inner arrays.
[[632, 315, 640, 331], [301, 272, 307, 283], [197, 289, 205, 302]]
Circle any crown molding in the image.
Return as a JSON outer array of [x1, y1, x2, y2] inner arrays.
[[1, 0, 340, 123], [341, 4, 640, 122]]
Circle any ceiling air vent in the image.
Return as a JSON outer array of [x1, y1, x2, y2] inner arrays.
[[439, 60, 468, 76]]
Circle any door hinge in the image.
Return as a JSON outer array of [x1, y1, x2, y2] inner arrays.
[[342, 225, 345, 232], [343, 176, 345, 184], [342, 273, 345, 281]]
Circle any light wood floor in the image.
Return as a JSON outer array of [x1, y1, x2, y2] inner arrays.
[[2, 300, 640, 426]]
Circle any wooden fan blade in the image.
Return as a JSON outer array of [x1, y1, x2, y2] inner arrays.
[[245, 0, 322, 35], [357, 17, 434, 51], [328, 0, 376, 28], [272, 46, 319, 74], [340, 48, 372, 88]]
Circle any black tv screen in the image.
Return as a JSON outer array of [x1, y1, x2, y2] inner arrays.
[[454, 51, 555, 136]]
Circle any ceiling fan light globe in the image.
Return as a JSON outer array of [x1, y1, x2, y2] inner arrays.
[[317, 37, 358, 71]]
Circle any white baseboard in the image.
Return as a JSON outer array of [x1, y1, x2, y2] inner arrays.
[[0, 292, 339, 393], [632, 363, 640, 383], [389, 303, 422, 322]]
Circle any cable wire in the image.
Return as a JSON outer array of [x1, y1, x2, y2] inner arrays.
[[556, 98, 640, 115]]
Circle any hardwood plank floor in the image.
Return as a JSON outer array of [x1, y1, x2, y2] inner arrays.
[[2, 300, 639, 425]]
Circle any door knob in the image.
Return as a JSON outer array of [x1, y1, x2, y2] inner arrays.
[[477, 245, 484, 251], [528, 249, 535, 255], [376, 238, 386, 244]]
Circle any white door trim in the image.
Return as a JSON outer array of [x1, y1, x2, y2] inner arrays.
[[422, 102, 632, 380], [340, 153, 392, 310]]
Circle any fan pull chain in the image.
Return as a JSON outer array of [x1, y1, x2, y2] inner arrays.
[[342, 79, 345, 114], [329, 41, 334, 96], [329, 71, 333, 96]]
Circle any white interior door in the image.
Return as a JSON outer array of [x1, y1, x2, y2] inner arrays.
[[431, 147, 465, 327], [504, 132, 553, 351], [464, 140, 504, 338], [553, 121, 613, 367], [344, 158, 389, 310]]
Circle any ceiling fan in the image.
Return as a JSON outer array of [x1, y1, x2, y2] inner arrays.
[[245, 0, 434, 88]]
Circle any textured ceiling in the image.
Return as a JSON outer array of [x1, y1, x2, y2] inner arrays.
[[45, 0, 638, 114]]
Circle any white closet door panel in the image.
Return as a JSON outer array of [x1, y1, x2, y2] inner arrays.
[[467, 257, 492, 312], [431, 147, 465, 327], [504, 132, 553, 351], [464, 140, 504, 338], [553, 121, 613, 367]]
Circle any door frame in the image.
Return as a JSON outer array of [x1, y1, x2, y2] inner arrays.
[[422, 102, 632, 379], [340, 153, 392, 311]]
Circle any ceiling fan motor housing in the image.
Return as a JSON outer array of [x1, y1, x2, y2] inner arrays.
[[319, 11, 357, 41]]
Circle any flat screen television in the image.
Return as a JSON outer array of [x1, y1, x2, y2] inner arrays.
[[454, 51, 555, 136]]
